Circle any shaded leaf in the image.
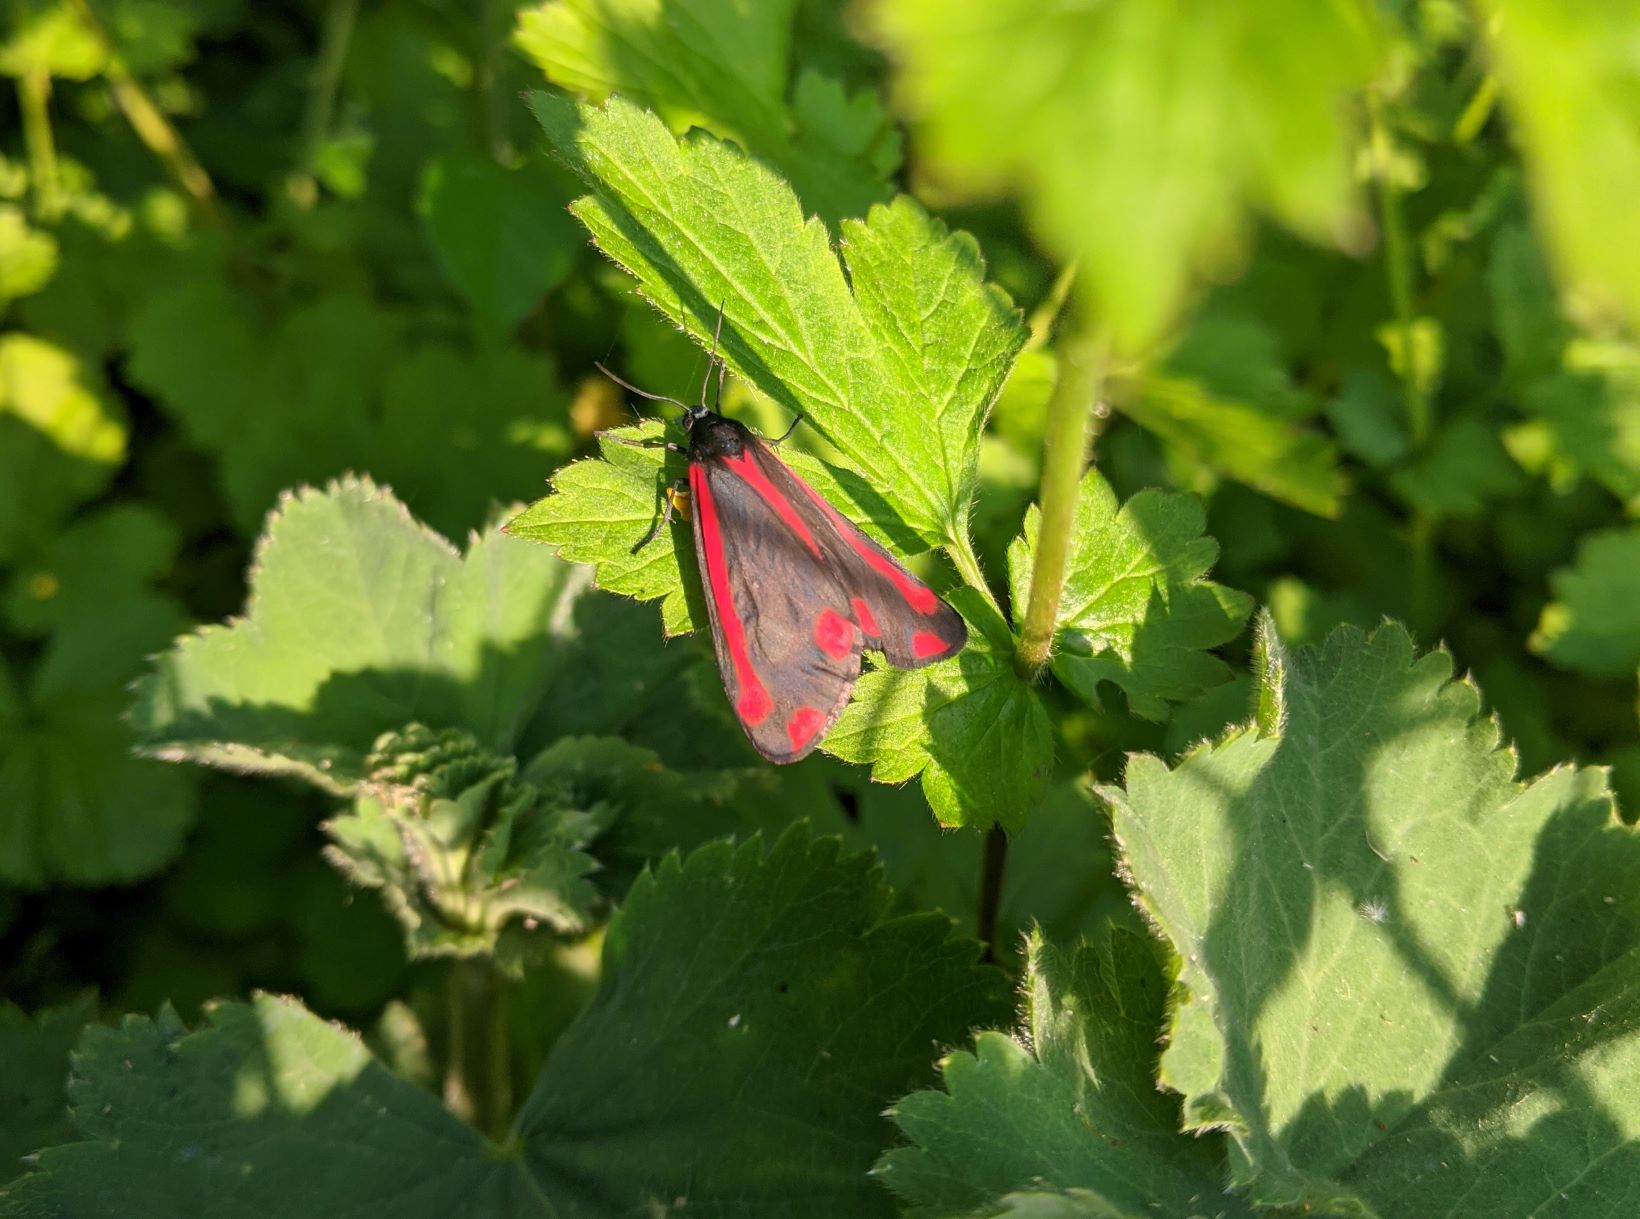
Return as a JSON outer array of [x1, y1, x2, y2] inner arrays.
[[416, 152, 581, 333], [0, 994, 95, 1185], [516, 826, 1011, 1216], [131, 476, 589, 790], [1105, 615, 1640, 1212], [0, 996, 528, 1217], [879, 930, 1250, 1219], [1529, 525, 1640, 676]]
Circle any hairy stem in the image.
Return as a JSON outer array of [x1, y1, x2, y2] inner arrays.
[[1016, 305, 1105, 678], [18, 71, 61, 221], [444, 959, 511, 1138]]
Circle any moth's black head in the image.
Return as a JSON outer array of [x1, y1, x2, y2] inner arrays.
[[686, 407, 750, 458]]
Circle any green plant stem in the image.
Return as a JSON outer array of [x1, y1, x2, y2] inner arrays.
[[976, 825, 1008, 960], [444, 959, 510, 1139], [1369, 91, 1435, 634], [293, 0, 362, 204], [1016, 307, 1106, 679], [18, 71, 62, 221], [69, 0, 223, 228], [1453, 73, 1498, 145]]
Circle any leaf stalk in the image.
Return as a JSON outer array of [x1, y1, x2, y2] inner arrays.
[[17, 70, 61, 221], [70, 0, 224, 228]]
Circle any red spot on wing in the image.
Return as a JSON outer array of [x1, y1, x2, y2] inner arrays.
[[913, 631, 953, 659], [721, 450, 821, 557], [786, 476, 938, 613], [814, 608, 853, 659], [738, 685, 773, 724], [691, 464, 772, 725], [786, 706, 826, 753], [850, 597, 880, 637]]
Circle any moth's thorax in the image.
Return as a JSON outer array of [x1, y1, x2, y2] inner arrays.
[[687, 410, 752, 459]]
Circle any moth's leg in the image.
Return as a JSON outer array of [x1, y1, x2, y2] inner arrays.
[[632, 477, 690, 553], [766, 414, 804, 446]]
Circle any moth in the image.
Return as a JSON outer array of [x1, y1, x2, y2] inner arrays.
[[601, 331, 967, 763]]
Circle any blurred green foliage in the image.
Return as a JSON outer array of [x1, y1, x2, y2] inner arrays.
[[2, 0, 1640, 1213]]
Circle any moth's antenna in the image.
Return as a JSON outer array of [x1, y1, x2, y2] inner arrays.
[[594, 362, 691, 412], [700, 300, 728, 410]]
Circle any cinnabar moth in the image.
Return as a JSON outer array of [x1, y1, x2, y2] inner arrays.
[[601, 332, 967, 764]]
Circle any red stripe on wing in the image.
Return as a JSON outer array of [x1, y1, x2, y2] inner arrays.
[[690, 463, 774, 725], [784, 473, 939, 614], [720, 451, 822, 557]]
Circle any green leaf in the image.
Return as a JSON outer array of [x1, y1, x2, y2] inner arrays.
[[1529, 525, 1640, 676], [324, 726, 600, 962], [416, 152, 581, 333], [1478, 0, 1640, 330], [0, 204, 57, 303], [506, 421, 701, 635], [5, 833, 1006, 1216], [515, 826, 1011, 1217], [131, 476, 591, 790], [1116, 372, 1347, 516], [514, 0, 897, 221], [1, 684, 195, 888], [373, 342, 574, 540], [1488, 221, 1568, 377], [1, 543, 193, 887], [1326, 366, 1409, 468], [1007, 470, 1253, 721], [0, 333, 126, 561], [1104, 614, 1640, 1212], [522, 734, 766, 894], [1518, 341, 1640, 505], [825, 593, 1052, 830], [872, 0, 1382, 353], [0, 1, 103, 79], [130, 284, 571, 538], [1388, 416, 1525, 518], [524, 91, 1025, 547], [2, 504, 178, 637], [0, 994, 95, 1185], [0, 996, 529, 1217], [878, 929, 1250, 1219]]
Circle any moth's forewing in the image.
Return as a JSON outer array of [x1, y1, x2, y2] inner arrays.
[[749, 445, 967, 669], [689, 448, 864, 763], [686, 414, 966, 764]]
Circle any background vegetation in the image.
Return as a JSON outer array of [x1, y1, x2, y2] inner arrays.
[[3, 1, 1640, 1215]]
